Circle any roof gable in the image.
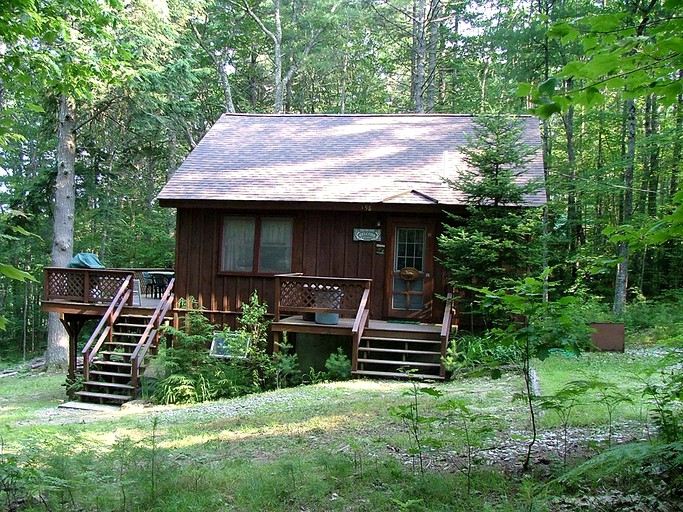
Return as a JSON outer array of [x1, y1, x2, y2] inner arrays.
[[157, 114, 546, 208]]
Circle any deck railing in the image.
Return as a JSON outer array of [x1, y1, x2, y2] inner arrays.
[[274, 274, 372, 320], [351, 287, 371, 373], [439, 290, 456, 379], [130, 278, 174, 397], [44, 267, 135, 304], [273, 274, 372, 365]]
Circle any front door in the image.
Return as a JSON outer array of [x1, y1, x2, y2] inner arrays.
[[385, 219, 434, 320]]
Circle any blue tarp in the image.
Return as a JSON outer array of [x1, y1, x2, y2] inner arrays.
[[66, 253, 105, 269]]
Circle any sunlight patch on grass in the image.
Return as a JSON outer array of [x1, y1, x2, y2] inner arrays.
[[160, 432, 218, 449], [326, 379, 408, 392], [80, 426, 153, 449], [216, 414, 351, 442]]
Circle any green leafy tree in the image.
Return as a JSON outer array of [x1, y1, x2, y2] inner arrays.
[[475, 274, 593, 470], [0, 212, 38, 332], [520, 0, 683, 312]]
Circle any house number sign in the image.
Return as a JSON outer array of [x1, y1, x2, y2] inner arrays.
[[353, 228, 382, 242]]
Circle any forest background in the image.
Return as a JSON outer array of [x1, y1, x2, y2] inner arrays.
[[0, 0, 681, 364]]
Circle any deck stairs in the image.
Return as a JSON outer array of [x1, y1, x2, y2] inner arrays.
[[74, 274, 174, 405], [76, 315, 154, 404], [353, 323, 445, 380]]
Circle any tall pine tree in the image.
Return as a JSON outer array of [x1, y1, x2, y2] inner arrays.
[[439, 115, 543, 328]]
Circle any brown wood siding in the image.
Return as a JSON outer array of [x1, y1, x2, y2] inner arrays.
[[174, 207, 457, 325]]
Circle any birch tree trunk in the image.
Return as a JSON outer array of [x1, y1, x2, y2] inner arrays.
[[614, 97, 636, 315], [564, 85, 581, 255], [411, 0, 427, 113], [240, 0, 315, 114], [672, 72, 683, 196], [425, 0, 440, 111], [272, 0, 284, 113], [46, 94, 76, 367]]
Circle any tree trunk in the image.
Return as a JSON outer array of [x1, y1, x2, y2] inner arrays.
[[564, 88, 581, 254], [412, 0, 427, 113], [46, 94, 76, 367], [639, 94, 653, 214], [273, 0, 284, 113], [340, 46, 348, 114], [614, 97, 636, 316], [671, 70, 682, 196], [425, 0, 440, 111], [218, 55, 237, 114], [249, 49, 259, 109], [647, 94, 659, 216]]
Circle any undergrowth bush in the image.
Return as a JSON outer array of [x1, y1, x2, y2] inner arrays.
[[324, 347, 352, 380], [622, 291, 683, 342], [148, 292, 334, 404], [150, 295, 270, 404], [443, 331, 523, 376]]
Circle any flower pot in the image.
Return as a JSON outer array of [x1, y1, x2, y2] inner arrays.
[[589, 322, 625, 352], [314, 286, 343, 325]]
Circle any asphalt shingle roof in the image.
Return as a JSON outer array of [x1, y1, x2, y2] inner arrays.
[[157, 114, 546, 207]]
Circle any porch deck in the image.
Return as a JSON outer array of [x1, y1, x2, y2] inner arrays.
[[41, 267, 173, 317], [42, 294, 165, 316], [272, 274, 454, 379], [272, 315, 442, 337]]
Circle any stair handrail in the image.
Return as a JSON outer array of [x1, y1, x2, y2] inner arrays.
[[439, 290, 456, 379], [351, 287, 371, 373], [130, 278, 175, 396], [81, 274, 134, 381]]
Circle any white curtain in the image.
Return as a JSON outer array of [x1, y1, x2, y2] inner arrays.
[[259, 218, 292, 273], [222, 218, 255, 272]]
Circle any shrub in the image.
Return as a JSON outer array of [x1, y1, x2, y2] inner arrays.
[[150, 297, 265, 405], [622, 292, 683, 342], [324, 347, 352, 381], [443, 331, 523, 376]]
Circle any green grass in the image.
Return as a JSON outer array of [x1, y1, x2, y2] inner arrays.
[[0, 371, 66, 422], [0, 344, 676, 511], [534, 349, 663, 428]]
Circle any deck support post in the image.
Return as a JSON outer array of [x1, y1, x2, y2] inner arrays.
[[60, 314, 88, 397]]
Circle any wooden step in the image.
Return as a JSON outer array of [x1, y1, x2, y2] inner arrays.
[[92, 360, 132, 368], [104, 342, 139, 348], [99, 351, 133, 358], [361, 336, 440, 344], [357, 358, 441, 368], [116, 322, 148, 329], [358, 347, 441, 356], [363, 328, 440, 341], [113, 331, 144, 338], [89, 370, 135, 378], [353, 369, 444, 380], [84, 381, 134, 390], [75, 390, 132, 403]]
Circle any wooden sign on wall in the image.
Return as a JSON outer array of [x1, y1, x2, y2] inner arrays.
[[353, 228, 382, 242]]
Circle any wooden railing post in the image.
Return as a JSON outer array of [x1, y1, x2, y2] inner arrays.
[[274, 275, 282, 322], [83, 271, 91, 302], [439, 290, 456, 379]]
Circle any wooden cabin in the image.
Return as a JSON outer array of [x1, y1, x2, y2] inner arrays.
[[157, 113, 545, 380]]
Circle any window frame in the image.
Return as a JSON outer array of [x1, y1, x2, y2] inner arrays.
[[219, 215, 294, 276]]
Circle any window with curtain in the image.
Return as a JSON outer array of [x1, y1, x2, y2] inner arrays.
[[221, 217, 292, 274]]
